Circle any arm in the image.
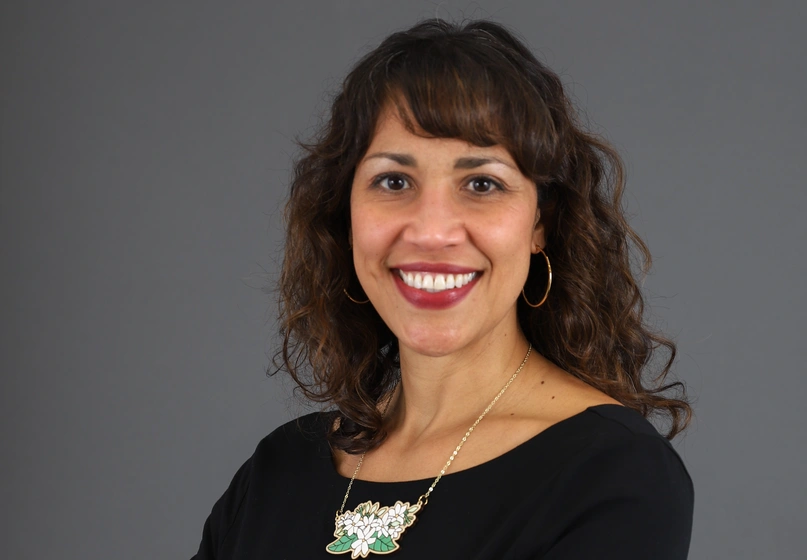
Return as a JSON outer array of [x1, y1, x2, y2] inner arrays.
[[190, 456, 253, 560], [540, 434, 694, 560]]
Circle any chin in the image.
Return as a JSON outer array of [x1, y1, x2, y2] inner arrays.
[[398, 327, 470, 357]]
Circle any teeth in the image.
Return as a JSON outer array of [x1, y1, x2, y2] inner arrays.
[[397, 270, 477, 292]]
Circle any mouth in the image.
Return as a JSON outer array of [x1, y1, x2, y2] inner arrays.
[[395, 270, 478, 293], [390, 266, 481, 310]]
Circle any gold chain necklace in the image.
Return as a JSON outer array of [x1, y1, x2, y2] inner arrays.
[[326, 344, 532, 558]]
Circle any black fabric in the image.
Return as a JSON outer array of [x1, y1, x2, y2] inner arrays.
[[191, 404, 694, 559]]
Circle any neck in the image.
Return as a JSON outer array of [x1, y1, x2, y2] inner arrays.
[[387, 331, 532, 444]]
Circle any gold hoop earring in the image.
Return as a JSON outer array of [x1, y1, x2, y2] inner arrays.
[[522, 247, 552, 308], [343, 288, 369, 304]]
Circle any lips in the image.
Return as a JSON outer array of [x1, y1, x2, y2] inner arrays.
[[391, 265, 481, 309]]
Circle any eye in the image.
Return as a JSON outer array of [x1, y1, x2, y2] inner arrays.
[[466, 176, 503, 194], [372, 173, 410, 191]]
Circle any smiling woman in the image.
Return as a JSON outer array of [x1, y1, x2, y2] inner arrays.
[[192, 19, 694, 560], [350, 108, 541, 347]]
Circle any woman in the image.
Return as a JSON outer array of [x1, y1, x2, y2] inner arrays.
[[193, 19, 694, 559]]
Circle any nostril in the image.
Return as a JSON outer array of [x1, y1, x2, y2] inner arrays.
[[401, 216, 467, 249]]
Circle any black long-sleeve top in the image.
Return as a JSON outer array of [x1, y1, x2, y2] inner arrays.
[[192, 404, 694, 559]]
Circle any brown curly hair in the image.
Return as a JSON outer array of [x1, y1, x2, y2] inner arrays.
[[275, 19, 692, 453]]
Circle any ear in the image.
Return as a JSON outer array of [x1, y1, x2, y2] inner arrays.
[[531, 214, 546, 253]]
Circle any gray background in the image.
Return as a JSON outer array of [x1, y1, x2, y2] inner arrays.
[[1, 1, 804, 558]]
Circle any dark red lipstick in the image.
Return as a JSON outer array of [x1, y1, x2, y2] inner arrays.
[[392, 266, 481, 310]]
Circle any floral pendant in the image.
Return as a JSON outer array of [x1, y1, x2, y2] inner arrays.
[[326, 500, 421, 558]]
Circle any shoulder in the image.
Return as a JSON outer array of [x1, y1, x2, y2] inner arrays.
[[250, 410, 334, 470], [525, 366, 686, 475], [565, 404, 692, 478], [552, 404, 694, 519], [258, 410, 332, 446], [191, 411, 335, 557], [216, 411, 335, 505], [584, 402, 675, 437], [528, 405, 695, 557]]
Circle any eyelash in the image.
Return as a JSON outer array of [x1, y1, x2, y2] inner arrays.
[[370, 173, 505, 194]]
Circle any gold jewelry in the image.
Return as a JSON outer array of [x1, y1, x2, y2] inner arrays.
[[344, 288, 370, 304], [344, 234, 369, 304], [326, 344, 533, 557], [521, 247, 552, 308]]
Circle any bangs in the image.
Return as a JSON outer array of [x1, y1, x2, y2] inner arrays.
[[374, 37, 558, 180]]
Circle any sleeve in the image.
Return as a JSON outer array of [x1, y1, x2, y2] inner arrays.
[[190, 456, 253, 560], [540, 434, 694, 560]]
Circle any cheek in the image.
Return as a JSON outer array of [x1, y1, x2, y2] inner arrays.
[[477, 216, 535, 280], [484, 213, 536, 252], [350, 206, 393, 273]]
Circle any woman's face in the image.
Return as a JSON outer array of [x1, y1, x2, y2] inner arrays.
[[350, 105, 544, 357]]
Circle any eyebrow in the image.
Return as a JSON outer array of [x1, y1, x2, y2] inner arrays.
[[364, 152, 417, 166], [363, 152, 517, 170], [454, 156, 516, 170]]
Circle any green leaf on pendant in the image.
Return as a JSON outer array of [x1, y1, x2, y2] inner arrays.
[[327, 534, 358, 552], [368, 533, 396, 552]]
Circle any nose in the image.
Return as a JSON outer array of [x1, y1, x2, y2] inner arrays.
[[400, 183, 467, 250]]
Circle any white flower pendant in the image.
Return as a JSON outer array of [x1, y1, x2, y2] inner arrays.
[[326, 500, 421, 557]]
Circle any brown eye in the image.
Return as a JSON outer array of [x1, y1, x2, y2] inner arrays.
[[468, 176, 502, 193], [375, 174, 409, 191]]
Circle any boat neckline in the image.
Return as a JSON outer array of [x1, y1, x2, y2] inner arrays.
[[327, 403, 629, 486]]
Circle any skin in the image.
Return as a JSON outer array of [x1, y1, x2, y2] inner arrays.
[[336, 104, 621, 482]]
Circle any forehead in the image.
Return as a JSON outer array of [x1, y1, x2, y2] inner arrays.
[[362, 104, 518, 166]]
